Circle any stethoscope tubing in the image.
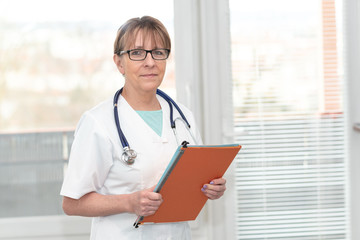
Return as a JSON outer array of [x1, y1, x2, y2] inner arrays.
[[155, 89, 191, 129], [113, 87, 194, 164], [113, 88, 129, 148]]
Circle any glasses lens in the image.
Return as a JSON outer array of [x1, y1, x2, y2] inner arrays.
[[129, 49, 146, 60], [127, 49, 169, 60], [151, 49, 169, 60]]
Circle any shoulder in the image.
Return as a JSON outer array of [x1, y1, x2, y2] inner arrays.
[[81, 98, 112, 122], [157, 94, 200, 131], [74, 98, 114, 138], [174, 100, 196, 121], [176, 102, 193, 115], [86, 98, 113, 119], [157, 95, 193, 115]]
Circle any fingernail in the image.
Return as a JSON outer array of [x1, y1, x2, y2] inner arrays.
[[203, 184, 207, 189], [210, 181, 214, 185], [201, 187, 205, 192]]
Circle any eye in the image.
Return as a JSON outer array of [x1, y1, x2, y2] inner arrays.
[[153, 49, 165, 56], [130, 50, 144, 56]]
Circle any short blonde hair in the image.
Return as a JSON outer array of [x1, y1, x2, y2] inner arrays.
[[114, 16, 171, 55]]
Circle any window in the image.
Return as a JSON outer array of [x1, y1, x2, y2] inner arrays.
[[0, 0, 174, 219], [230, 0, 348, 238]]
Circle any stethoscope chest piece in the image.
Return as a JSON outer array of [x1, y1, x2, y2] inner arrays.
[[122, 147, 137, 165]]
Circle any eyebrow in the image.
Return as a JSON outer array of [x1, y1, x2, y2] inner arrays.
[[132, 46, 162, 50]]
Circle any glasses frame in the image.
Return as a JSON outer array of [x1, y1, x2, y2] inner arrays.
[[119, 48, 170, 61]]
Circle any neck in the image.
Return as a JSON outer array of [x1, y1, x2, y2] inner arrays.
[[121, 86, 161, 111]]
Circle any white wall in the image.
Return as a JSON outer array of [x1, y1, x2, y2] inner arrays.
[[0, 216, 91, 240], [345, 0, 360, 239]]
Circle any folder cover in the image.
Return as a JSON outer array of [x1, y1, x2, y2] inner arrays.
[[135, 143, 241, 226]]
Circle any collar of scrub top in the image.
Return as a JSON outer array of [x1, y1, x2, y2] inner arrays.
[[113, 87, 191, 165]]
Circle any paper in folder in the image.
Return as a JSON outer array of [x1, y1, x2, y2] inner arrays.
[[134, 142, 241, 227]]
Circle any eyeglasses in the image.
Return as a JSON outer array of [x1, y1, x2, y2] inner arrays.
[[119, 48, 170, 61]]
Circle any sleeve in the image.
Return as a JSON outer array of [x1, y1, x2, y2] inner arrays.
[[60, 112, 114, 199]]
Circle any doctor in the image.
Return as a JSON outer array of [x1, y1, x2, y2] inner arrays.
[[60, 16, 226, 239]]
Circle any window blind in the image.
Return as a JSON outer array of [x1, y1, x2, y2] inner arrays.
[[230, 0, 348, 239], [234, 113, 347, 239]]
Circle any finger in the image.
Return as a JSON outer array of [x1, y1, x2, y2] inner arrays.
[[202, 178, 226, 191], [201, 183, 226, 200], [210, 178, 226, 185], [147, 192, 162, 201], [204, 189, 225, 199], [145, 199, 163, 209], [202, 183, 226, 192], [203, 191, 223, 200], [143, 194, 163, 211], [205, 188, 225, 195], [202, 184, 225, 194], [141, 200, 163, 216], [143, 208, 158, 217], [143, 204, 161, 212], [139, 201, 161, 214], [141, 208, 157, 216]]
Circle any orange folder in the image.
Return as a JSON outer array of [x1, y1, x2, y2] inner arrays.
[[134, 142, 241, 227]]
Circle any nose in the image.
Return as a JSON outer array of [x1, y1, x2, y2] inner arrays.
[[143, 51, 155, 66]]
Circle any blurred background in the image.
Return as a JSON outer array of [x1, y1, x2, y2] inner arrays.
[[0, 0, 359, 239]]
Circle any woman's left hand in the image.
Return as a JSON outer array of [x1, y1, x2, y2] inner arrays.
[[201, 178, 226, 200]]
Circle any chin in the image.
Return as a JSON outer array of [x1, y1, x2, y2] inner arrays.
[[142, 82, 162, 91]]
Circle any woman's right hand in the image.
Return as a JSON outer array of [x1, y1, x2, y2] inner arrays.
[[128, 185, 163, 217], [62, 186, 163, 217]]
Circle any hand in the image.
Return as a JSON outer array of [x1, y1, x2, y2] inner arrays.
[[129, 186, 163, 216], [201, 178, 226, 200]]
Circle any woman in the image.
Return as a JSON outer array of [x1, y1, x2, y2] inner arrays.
[[60, 16, 226, 239]]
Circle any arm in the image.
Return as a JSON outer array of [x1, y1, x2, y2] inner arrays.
[[62, 186, 163, 217], [201, 178, 226, 200]]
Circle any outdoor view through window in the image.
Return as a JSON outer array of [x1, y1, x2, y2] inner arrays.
[[230, 0, 347, 239], [0, 0, 174, 217]]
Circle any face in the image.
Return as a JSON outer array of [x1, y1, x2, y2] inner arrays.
[[114, 30, 167, 94]]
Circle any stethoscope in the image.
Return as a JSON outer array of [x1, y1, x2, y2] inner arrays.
[[113, 87, 197, 165]]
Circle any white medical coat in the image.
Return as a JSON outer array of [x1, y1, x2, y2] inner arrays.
[[60, 94, 202, 240]]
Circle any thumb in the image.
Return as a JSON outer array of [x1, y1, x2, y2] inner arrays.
[[147, 185, 162, 201]]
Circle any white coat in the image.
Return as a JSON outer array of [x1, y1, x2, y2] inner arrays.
[[60, 94, 202, 240]]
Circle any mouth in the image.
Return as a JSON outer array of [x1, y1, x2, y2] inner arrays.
[[140, 73, 158, 78]]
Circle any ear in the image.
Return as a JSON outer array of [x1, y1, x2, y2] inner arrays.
[[113, 54, 125, 75]]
